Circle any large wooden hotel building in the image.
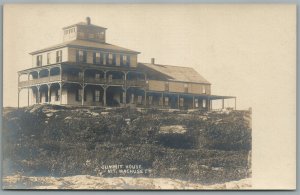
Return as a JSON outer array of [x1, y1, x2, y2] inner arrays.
[[18, 17, 235, 110]]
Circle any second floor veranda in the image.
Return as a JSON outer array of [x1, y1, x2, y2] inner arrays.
[[18, 64, 147, 88]]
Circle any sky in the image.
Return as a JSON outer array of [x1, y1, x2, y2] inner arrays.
[[2, 4, 297, 188], [3, 4, 295, 110]]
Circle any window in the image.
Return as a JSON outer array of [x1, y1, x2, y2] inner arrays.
[[202, 86, 206, 94], [195, 98, 199, 108], [95, 73, 100, 80], [47, 53, 51, 64], [95, 90, 100, 102], [77, 50, 86, 63], [184, 83, 188, 93], [137, 96, 142, 104], [165, 82, 169, 91], [56, 50, 62, 63], [131, 94, 135, 103], [164, 97, 169, 106], [203, 99, 207, 108], [148, 96, 153, 105], [55, 89, 60, 101], [36, 55, 42, 66], [108, 53, 113, 65], [122, 92, 126, 103], [180, 98, 184, 107], [77, 89, 83, 101], [94, 52, 101, 64]]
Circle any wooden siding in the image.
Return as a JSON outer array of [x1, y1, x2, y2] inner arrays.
[[148, 80, 211, 95]]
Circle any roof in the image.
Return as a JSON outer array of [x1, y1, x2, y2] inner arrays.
[[62, 22, 107, 30], [29, 39, 140, 55], [138, 63, 211, 84]]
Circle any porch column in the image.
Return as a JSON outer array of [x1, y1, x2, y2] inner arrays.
[[48, 84, 51, 103], [103, 87, 107, 106], [37, 86, 40, 104], [59, 83, 62, 105], [192, 96, 195, 109], [210, 100, 212, 111], [81, 85, 85, 106], [123, 87, 127, 106]]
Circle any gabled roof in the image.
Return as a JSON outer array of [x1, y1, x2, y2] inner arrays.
[[138, 63, 211, 84], [62, 22, 107, 30], [29, 40, 140, 55]]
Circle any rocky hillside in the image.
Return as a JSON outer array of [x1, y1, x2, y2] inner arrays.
[[2, 105, 251, 188]]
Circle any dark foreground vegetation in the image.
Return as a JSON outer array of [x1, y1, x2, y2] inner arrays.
[[2, 105, 251, 184]]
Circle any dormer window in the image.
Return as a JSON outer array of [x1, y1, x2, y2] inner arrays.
[[56, 50, 62, 63], [36, 55, 42, 66]]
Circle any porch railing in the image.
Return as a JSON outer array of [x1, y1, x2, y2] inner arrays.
[[19, 75, 147, 88]]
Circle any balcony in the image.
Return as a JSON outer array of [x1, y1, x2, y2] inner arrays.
[[19, 75, 147, 88], [19, 75, 61, 87]]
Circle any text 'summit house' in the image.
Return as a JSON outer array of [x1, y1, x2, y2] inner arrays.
[[18, 17, 235, 110]]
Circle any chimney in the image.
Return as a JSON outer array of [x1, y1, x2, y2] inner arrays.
[[86, 17, 91, 25], [151, 58, 155, 64]]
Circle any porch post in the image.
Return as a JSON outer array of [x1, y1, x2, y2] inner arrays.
[[103, 87, 107, 106], [48, 84, 51, 103], [123, 87, 127, 106], [81, 85, 85, 106], [210, 100, 212, 111], [37, 86, 40, 104], [192, 95, 195, 109], [59, 83, 62, 105]]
